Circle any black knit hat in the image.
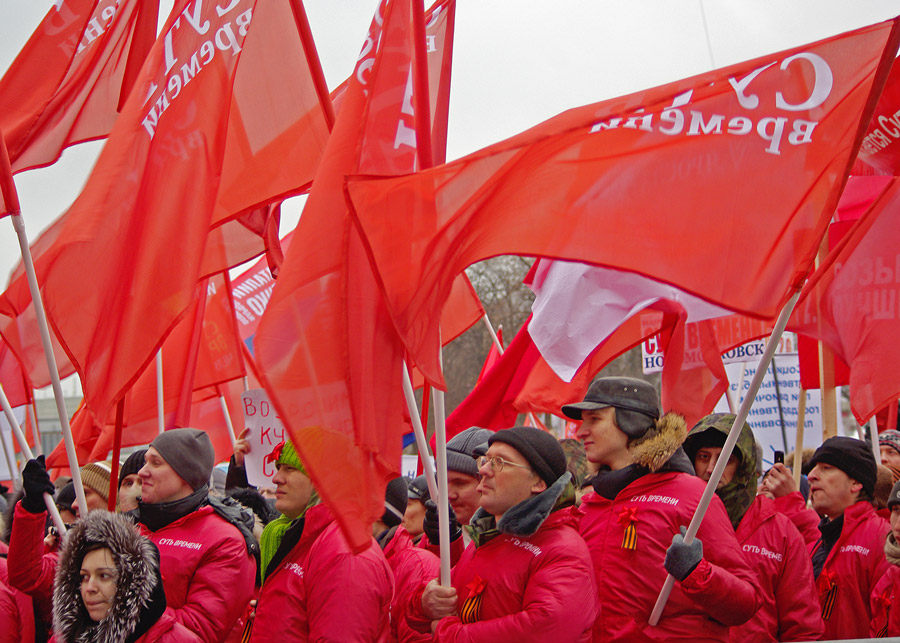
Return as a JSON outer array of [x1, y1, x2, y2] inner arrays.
[[118, 449, 148, 486], [888, 479, 900, 510], [488, 427, 567, 487], [150, 428, 215, 492], [382, 477, 409, 528], [446, 427, 493, 477], [808, 436, 877, 497]]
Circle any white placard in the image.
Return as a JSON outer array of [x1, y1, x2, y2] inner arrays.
[[642, 332, 798, 374], [240, 389, 286, 488], [713, 355, 843, 468]]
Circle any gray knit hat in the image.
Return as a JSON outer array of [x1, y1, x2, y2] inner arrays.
[[446, 427, 493, 477], [880, 430, 900, 457], [150, 428, 215, 491]]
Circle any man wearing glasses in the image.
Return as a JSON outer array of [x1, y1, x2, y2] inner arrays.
[[401, 426, 598, 640]]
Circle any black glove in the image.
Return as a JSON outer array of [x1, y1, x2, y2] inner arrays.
[[423, 499, 461, 545], [664, 526, 703, 581], [21, 455, 54, 514]]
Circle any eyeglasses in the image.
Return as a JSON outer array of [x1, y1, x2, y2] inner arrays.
[[477, 455, 532, 473]]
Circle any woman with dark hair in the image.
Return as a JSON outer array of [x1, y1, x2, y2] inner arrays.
[[52, 511, 199, 643]]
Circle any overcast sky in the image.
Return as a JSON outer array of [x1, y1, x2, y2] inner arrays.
[[1, 0, 899, 283]]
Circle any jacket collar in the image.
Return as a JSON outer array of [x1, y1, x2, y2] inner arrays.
[[466, 472, 573, 545]]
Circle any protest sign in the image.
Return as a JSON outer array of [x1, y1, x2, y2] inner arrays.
[[241, 388, 285, 488], [713, 355, 844, 468]]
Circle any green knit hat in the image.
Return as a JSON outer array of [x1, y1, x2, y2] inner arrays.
[[266, 438, 307, 475]]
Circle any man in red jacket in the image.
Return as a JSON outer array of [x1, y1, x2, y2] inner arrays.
[[405, 426, 598, 641], [683, 413, 823, 642], [564, 377, 760, 642], [248, 438, 393, 642], [136, 428, 257, 643], [805, 435, 889, 640]]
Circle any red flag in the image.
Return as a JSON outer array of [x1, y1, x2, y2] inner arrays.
[[0, 339, 30, 409], [347, 20, 900, 389], [476, 328, 502, 385], [791, 177, 900, 423], [0, 0, 331, 426], [854, 57, 900, 176], [0, 0, 159, 173], [255, 0, 453, 552]]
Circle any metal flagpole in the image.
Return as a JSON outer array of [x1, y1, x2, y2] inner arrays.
[[0, 382, 66, 533], [402, 365, 438, 500], [2, 135, 88, 517], [156, 351, 165, 434], [649, 290, 801, 625]]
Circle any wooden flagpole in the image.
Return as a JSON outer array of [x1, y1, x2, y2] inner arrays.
[[108, 398, 125, 511], [649, 290, 801, 625]]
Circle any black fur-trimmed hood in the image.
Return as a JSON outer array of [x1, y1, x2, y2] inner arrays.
[[53, 510, 164, 643]]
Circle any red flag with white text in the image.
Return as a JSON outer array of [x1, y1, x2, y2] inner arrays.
[[347, 20, 900, 389], [0, 0, 331, 426], [0, 0, 158, 173]]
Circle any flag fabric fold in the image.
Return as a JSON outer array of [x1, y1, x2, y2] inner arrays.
[[791, 177, 900, 423], [255, 0, 456, 552]]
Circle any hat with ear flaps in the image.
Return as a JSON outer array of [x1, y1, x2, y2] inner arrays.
[[562, 377, 660, 439]]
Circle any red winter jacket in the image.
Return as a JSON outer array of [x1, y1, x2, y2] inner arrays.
[[772, 492, 819, 546], [0, 542, 35, 643], [731, 495, 822, 642], [811, 501, 889, 640], [249, 503, 393, 642], [138, 505, 256, 643], [134, 610, 203, 643], [580, 473, 760, 642], [403, 505, 598, 642], [384, 526, 440, 643], [7, 502, 56, 632], [871, 561, 900, 637]]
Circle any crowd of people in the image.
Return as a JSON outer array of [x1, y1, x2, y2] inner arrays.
[[1, 376, 899, 641]]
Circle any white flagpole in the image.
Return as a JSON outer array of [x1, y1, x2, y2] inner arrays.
[[871, 417, 882, 465], [0, 383, 66, 533], [27, 402, 43, 456], [649, 290, 801, 626], [156, 350, 165, 434], [219, 393, 237, 447], [401, 365, 438, 500], [432, 361, 452, 586], [9, 213, 88, 518], [0, 412, 18, 484]]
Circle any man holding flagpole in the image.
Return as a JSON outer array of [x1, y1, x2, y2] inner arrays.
[[564, 377, 759, 641]]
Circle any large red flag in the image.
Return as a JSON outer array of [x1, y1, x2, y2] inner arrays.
[[0, 0, 158, 173], [0, 0, 331, 426], [347, 20, 900, 389], [255, 0, 451, 551], [854, 57, 900, 176], [791, 177, 900, 423]]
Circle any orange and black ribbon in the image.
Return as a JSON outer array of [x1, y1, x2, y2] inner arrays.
[[460, 574, 486, 624], [618, 506, 638, 550], [820, 570, 837, 621]]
